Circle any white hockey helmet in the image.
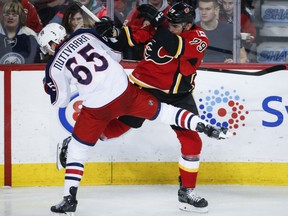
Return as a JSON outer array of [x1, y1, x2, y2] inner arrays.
[[38, 23, 67, 55]]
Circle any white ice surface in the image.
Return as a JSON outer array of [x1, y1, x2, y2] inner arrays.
[[0, 185, 287, 216]]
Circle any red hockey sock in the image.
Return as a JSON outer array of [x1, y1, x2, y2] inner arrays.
[[179, 168, 198, 188]]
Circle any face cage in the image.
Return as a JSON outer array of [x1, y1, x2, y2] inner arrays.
[[40, 45, 55, 55], [40, 45, 49, 55]]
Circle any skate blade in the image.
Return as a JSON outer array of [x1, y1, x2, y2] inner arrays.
[[179, 202, 208, 213], [51, 212, 75, 216], [56, 142, 64, 171]]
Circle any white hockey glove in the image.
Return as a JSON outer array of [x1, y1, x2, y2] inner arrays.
[[196, 122, 233, 140]]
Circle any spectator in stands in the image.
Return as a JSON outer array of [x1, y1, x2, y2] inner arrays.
[[219, 0, 256, 43], [0, 0, 43, 32], [240, 0, 256, 61], [197, 0, 248, 63], [0, 0, 41, 64], [123, 0, 171, 60], [244, 0, 255, 21], [216, 0, 222, 18], [219, 0, 256, 62], [78, 0, 106, 17], [197, 0, 233, 62], [39, 2, 95, 63], [61, 0, 130, 29], [125, 0, 170, 27], [219, 0, 232, 22], [114, 0, 133, 28], [49, 0, 107, 25], [61, 2, 94, 35], [32, 0, 69, 26]]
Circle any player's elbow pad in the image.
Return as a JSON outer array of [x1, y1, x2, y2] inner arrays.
[[43, 83, 50, 95]]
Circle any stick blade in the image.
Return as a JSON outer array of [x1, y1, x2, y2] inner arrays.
[[262, 64, 286, 73], [199, 64, 287, 76]]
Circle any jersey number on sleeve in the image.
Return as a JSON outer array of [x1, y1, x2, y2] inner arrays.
[[189, 38, 207, 53]]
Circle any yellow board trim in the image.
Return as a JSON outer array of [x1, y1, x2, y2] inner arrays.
[[0, 165, 3, 186], [1, 162, 288, 187]]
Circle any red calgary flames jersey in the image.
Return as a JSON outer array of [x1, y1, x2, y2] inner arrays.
[[128, 25, 209, 94]]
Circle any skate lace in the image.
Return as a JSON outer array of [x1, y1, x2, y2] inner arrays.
[[55, 198, 67, 209], [187, 189, 202, 202], [56, 196, 73, 209]]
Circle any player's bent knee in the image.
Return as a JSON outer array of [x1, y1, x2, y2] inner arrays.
[[67, 140, 90, 162]]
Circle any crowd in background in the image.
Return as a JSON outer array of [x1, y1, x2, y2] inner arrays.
[[0, 0, 258, 64]]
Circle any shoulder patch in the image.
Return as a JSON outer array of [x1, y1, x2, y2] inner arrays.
[[196, 30, 207, 37]]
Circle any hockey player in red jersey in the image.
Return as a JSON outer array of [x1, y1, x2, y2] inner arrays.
[[100, 2, 211, 213], [38, 19, 231, 214]]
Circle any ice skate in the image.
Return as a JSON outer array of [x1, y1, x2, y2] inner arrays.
[[51, 187, 78, 216], [196, 122, 232, 140], [56, 136, 71, 170], [178, 187, 208, 213]]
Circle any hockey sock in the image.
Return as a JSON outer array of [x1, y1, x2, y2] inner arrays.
[[63, 138, 90, 196], [156, 103, 207, 131], [178, 155, 200, 188], [64, 162, 84, 196]]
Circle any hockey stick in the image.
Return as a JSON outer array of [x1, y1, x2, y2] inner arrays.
[[199, 64, 286, 76], [76, 2, 100, 22]]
